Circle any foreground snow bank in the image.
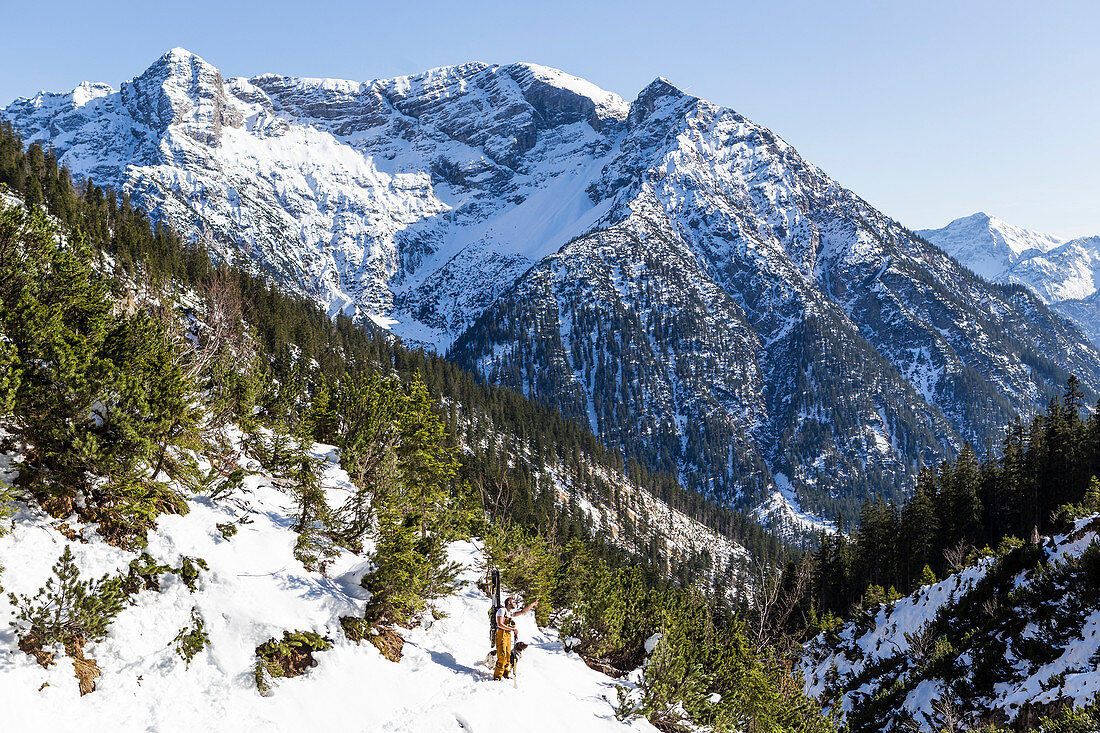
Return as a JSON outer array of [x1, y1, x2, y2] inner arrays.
[[0, 440, 654, 732]]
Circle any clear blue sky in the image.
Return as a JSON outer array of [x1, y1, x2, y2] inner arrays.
[[2, 0, 1097, 237]]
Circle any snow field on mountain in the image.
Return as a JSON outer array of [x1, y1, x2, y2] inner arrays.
[[7, 50, 640, 356], [11, 47, 1100, 545], [0, 430, 654, 733], [754, 473, 837, 539]]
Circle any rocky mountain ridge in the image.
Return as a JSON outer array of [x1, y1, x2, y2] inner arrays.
[[919, 213, 1100, 344], [6, 48, 1100, 530]]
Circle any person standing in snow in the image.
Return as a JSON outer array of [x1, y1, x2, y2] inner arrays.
[[493, 597, 537, 680]]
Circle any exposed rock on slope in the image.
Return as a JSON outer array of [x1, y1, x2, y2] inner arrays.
[[7, 49, 1100, 528]]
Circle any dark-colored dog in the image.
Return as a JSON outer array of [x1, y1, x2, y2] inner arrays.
[[484, 641, 529, 673]]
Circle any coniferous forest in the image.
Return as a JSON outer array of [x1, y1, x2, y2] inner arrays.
[[0, 121, 832, 732], [792, 377, 1100, 623], [5, 115, 1100, 731], [790, 378, 1100, 732]]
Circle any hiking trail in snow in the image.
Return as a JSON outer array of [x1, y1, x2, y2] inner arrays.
[[0, 431, 656, 733]]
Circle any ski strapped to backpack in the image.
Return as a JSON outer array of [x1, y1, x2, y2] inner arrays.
[[488, 568, 501, 647]]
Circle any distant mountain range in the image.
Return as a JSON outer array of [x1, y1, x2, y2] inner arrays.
[[6, 48, 1100, 533], [919, 213, 1100, 344]]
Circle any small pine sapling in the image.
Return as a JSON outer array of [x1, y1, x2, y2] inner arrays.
[[254, 630, 333, 692], [170, 608, 209, 667], [287, 435, 338, 573], [8, 545, 126, 652], [920, 564, 938, 587]]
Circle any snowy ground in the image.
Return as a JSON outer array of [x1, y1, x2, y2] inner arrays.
[[0, 436, 656, 733], [804, 514, 1100, 727], [754, 473, 837, 541]]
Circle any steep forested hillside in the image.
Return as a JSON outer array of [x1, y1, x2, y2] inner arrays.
[[771, 379, 1100, 731], [804, 515, 1100, 731], [800, 379, 1100, 619], [0, 122, 829, 732]]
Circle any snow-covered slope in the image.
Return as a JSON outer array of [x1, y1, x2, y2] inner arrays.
[[920, 215, 1100, 343], [0, 429, 656, 733], [917, 212, 1066, 281], [7, 49, 1100, 530], [803, 515, 1100, 731], [1006, 237, 1100, 304], [2, 49, 628, 337], [464, 415, 749, 586]]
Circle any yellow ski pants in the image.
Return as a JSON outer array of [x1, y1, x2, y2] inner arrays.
[[493, 628, 513, 679]]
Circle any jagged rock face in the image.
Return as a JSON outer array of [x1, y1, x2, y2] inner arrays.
[[920, 215, 1100, 345], [452, 84, 1100, 518], [6, 51, 628, 327], [6, 49, 1100, 529], [121, 48, 243, 145]]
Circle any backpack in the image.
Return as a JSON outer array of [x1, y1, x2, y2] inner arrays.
[[487, 568, 501, 647]]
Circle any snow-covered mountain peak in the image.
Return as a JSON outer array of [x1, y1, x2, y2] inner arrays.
[[120, 46, 240, 145], [627, 77, 688, 125], [641, 76, 683, 96], [127, 47, 223, 103], [919, 213, 1100, 342], [164, 45, 204, 62], [985, 212, 1067, 254], [918, 211, 1067, 280], [503, 62, 629, 130], [6, 51, 1100, 536]]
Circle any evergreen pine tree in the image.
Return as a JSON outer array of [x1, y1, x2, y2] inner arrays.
[[307, 383, 340, 443], [901, 472, 939, 589], [919, 564, 938, 587], [287, 428, 338, 572], [8, 545, 126, 647], [361, 374, 461, 625], [0, 337, 19, 414]]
